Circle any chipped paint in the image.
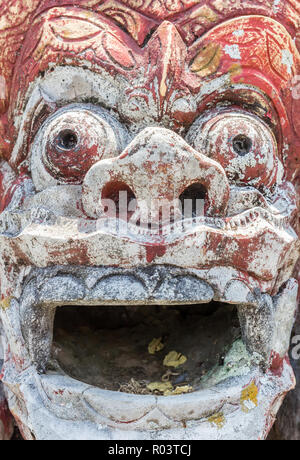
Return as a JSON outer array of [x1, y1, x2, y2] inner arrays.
[[273, 0, 281, 14], [164, 385, 193, 396], [147, 382, 173, 394], [233, 29, 245, 38], [224, 44, 241, 60], [281, 49, 294, 75]]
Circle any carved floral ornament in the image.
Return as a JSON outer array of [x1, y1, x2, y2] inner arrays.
[[0, 0, 299, 440]]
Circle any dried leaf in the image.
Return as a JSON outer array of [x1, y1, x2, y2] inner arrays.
[[173, 385, 193, 395], [119, 379, 149, 395], [163, 351, 187, 368], [147, 381, 173, 393], [164, 385, 193, 396], [148, 337, 165, 355]]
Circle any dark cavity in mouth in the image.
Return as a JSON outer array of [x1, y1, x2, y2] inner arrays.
[[51, 302, 241, 395]]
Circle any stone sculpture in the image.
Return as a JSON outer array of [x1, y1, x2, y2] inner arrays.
[[0, 0, 299, 440]]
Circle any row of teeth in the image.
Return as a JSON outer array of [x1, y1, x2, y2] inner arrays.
[[98, 207, 289, 238], [0, 209, 56, 235], [0, 205, 290, 237], [13, 271, 297, 376]]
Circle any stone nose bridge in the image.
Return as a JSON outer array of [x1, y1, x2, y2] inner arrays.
[[82, 127, 229, 221]]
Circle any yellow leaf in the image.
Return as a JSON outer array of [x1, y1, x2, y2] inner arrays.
[[164, 385, 193, 396], [147, 382, 173, 393], [148, 337, 165, 355], [163, 351, 187, 368]]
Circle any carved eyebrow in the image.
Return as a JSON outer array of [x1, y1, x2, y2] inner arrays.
[[37, 66, 124, 111], [29, 65, 128, 137], [23, 62, 280, 165], [196, 84, 280, 136], [32, 70, 279, 142]]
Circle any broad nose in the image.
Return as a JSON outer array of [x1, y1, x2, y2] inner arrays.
[[82, 127, 229, 221]]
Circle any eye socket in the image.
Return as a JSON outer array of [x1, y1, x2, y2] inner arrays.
[[44, 112, 113, 183], [30, 105, 129, 190], [187, 110, 281, 190]]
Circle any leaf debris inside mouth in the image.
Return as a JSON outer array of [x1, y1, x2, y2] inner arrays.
[[164, 385, 193, 396], [53, 302, 240, 394], [147, 381, 173, 394], [148, 337, 165, 355], [147, 381, 193, 396], [163, 351, 187, 368], [119, 378, 149, 395]]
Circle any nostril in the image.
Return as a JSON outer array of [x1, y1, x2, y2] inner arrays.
[[179, 183, 208, 218], [101, 181, 136, 217]]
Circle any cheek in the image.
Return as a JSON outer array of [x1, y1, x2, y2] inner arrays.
[[45, 143, 103, 182]]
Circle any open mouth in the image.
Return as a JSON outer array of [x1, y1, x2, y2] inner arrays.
[[19, 264, 297, 401], [51, 302, 241, 395], [3, 264, 297, 439], [2, 258, 296, 442]]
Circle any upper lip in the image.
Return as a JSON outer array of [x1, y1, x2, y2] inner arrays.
[[2, 210, 296, 285]]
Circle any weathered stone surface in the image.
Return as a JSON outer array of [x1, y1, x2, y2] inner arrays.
[[0, 380, 13, 441], [0, 0, 299, 441], [268, 315, 300, 440]]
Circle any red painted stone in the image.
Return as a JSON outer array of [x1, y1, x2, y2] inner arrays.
[[0, 0, 299, 442]]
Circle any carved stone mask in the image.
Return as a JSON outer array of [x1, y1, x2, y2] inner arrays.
[[0, 0, 299, 440]]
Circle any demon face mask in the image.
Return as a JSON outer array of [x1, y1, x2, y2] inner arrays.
[[0, 0, 299, 440]]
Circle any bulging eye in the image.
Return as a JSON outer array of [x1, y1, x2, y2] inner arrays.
[[187, 110, 282, 190], [31, 105, 129, 191]]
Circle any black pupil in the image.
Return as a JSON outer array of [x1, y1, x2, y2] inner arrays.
[[232, 134, 252, 156], [57, 130, 78, 150]]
